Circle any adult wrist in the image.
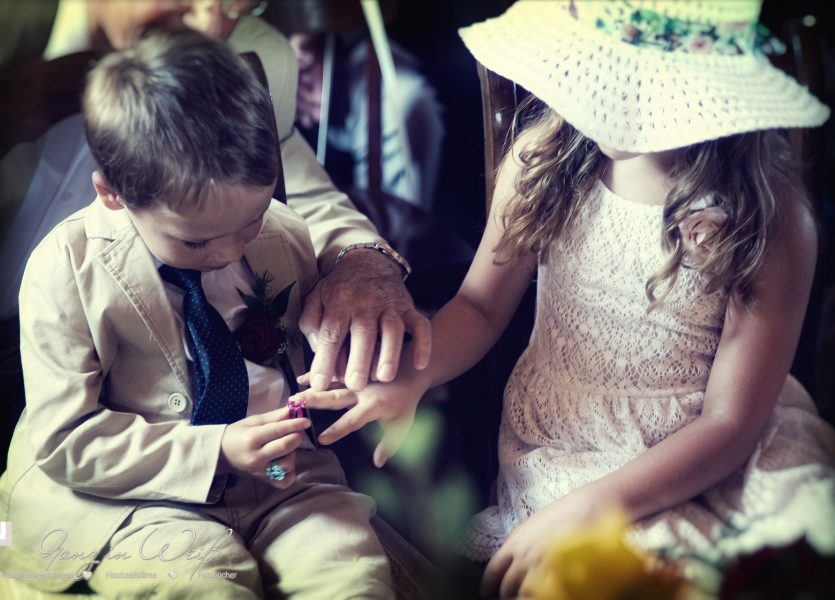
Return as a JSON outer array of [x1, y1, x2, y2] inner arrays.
[[334, 241, 412, 281]]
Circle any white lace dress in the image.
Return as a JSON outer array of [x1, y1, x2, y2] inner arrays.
[[460, 181, 835, 562]]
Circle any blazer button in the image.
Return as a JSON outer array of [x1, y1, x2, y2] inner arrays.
[[168, 393, 189, 413]]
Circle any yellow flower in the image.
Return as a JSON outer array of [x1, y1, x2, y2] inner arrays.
[[521, 508, 686, 600]]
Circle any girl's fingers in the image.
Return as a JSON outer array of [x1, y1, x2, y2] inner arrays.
[[291, 388, 356, 411], [317, 402, 377, 445], [481, 550, 512, 598], [498, 561, 525, 600], [373, 413, 415, 468]]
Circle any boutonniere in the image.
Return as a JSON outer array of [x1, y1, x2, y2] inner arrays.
[[234, 271, 296, 367], [679, 206, 728, 266]]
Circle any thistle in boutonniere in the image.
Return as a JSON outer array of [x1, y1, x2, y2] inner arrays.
[[234, 271, 296, 368]]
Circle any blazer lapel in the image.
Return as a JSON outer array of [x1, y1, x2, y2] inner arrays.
[[244, 229, 306, 381], [86, 201, 191, 394]]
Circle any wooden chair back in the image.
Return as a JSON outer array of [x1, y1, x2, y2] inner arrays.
[[476, 61, 528, 215], [262, 0, 399, 203]]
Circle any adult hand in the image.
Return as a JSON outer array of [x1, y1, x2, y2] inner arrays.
[[299, 249, 431, 392]]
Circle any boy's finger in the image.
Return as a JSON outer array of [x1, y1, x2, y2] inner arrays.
[[253, 418, 310, 446], [375, 309, 405, 383], [404, 309, 432, 370], [265, 471, 297, 490], [249, 406, 291, 425], [260, 435, 305, 460]]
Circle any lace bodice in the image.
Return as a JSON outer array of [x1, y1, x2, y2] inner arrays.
[[533, 180, 727, 398]]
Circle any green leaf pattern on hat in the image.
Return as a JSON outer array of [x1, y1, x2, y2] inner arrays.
[[587, 4, 784, 56]]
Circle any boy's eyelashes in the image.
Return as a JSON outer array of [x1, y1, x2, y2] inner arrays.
[[182, 239, 211, 250], [179, 212, 267, 250]]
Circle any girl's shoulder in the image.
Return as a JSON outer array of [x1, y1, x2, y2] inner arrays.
[[745, 191, 817, 308], [773, 192, 817, 260]]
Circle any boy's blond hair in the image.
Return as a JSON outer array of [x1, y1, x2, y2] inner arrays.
[[84, 27, 277, 210]]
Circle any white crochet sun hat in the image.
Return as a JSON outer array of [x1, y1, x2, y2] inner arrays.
[[459, 0, 830, 152]]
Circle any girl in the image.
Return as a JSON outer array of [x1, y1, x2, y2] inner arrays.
[[294, 0, 835, 597]]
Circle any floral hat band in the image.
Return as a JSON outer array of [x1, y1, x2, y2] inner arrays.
[[459, 0, 829, 153], [570, 0, 785, 57]]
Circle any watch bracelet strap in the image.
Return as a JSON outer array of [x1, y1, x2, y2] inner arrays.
[[334, 242, 412, 280]]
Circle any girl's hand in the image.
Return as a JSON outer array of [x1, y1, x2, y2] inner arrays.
[[218, 407, 310, 489], [482, 491, 600, 599], [290, 379, 421, 467]]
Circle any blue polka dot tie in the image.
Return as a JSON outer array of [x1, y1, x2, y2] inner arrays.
[[159, 265, 248, 425]]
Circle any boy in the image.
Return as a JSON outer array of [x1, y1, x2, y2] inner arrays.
[[0, 28, 393, 598]]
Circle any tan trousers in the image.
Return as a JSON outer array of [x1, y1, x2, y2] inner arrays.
[[86, 449, 394, 599]]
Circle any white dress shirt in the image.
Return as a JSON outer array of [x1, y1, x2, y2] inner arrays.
[[158, 257, 313, 448]]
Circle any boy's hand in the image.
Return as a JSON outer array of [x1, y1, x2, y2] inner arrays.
[[218, 407, 310, 489], [290, 380, 420, 468]]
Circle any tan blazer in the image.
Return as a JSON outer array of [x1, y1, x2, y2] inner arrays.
[[0, 198, 317, 590]]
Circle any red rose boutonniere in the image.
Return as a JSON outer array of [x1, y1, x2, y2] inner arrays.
[[234, 271, 296, 368]]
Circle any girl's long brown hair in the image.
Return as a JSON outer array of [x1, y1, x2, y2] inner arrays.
[[495, 97, 811, 307]]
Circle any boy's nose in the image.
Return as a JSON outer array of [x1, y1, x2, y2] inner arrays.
[[211, 239, 246, 267]]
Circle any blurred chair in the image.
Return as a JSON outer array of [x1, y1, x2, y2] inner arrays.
[[263, 0, 397, 200], [263, 0, 473, 310], [476, 60, 527, 214]]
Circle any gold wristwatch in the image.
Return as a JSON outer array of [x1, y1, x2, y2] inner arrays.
[[334, 241, 412, 281]]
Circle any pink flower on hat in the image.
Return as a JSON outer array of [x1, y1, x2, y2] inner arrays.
[[689, 35, 714, 54], [679, 206, 728, 265], [621, 23, 641, 43]]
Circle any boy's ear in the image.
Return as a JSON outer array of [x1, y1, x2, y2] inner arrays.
[[93, 170, 125, 211]]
